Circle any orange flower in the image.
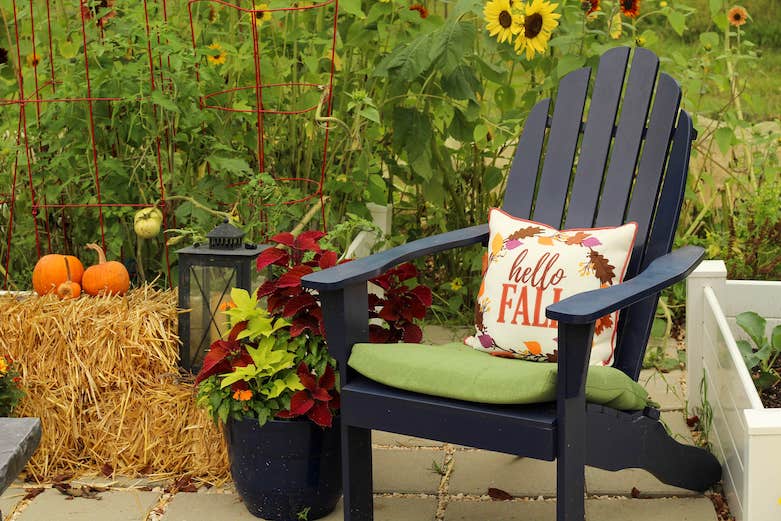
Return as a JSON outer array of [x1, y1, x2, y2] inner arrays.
[[409, 3, 429, 18], [619, 0, 640, 17], [232, 389, 253, 401], [582, 0, 599, 15], [727, 5, 748, 26]]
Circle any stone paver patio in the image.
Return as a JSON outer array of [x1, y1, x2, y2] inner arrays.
[[0, 329, 719, 521]]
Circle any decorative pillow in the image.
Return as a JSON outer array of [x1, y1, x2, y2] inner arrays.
[[465, 208, 637, 366]]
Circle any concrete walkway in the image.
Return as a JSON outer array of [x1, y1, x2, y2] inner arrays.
[[0, 330, 719, 521]]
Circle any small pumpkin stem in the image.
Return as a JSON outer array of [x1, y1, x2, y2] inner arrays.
[[86, 243, 107, 265]]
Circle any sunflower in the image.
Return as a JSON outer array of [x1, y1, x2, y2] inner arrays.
[[513, 0, 561, 60], [409, 3, 429, 18], [619, 0, 640, 18], [484, 0, 522, 44], [206, 42, 227, 65], [26, 52, 40, 68], [252, 3, 272, 25], [727, 5, 748, 26], [582, 0, 599, 15]]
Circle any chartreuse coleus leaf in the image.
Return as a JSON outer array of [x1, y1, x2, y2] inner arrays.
[[225, 288, 290, 341], [219, 337, 298, 389]]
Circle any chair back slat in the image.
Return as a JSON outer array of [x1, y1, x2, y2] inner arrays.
[[624, 73, 682, 276], [502, 99, 551, 218], [532, 68, 591, 227], [594, 48, 659, 231], [643, 109, 693, 267], [613, 111, 694, 379], [499, 47, 695, 380], [565, 47, 630, 229]]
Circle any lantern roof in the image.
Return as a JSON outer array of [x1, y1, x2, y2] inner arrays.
[[206, 220, 245, 250]]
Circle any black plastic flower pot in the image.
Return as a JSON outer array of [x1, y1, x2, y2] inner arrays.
[[224, 416, 342, 521]]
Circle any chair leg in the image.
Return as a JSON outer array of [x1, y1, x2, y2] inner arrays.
[[342, 424, 373, 521], [557, 413, 586, 521]]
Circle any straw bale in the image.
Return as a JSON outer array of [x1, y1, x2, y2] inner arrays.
[[0, 287, 229, 482]]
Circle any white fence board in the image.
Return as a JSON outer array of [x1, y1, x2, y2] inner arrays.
[[687, 262, 781, 521]]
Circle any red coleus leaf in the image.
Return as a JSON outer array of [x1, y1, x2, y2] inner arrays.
[[277, 265, 314, 288], [270, 232, 295, 247], [390, 262, 418, 282], [231, 351, 253, 369], [400, 299, 426, 321], [290, 316, 319, 338], [308, 401, 333, 428], [256, 279, 277, 298], [289, 390, 315, 415], [329, 392, 340, 411], [295, 230, 326, 252], [275, 410, 296, 419], [318, 250, 338, 270], [194, 340, 235, 384], [297, 363, 317, 390], [311, 387, 332, 402], [319, 364, 336, 391], [228, 321, 248, 342], [378, 303, 400, 322], [369, 325, 390, 343], [256, 247, 290, 271], [267, 293, 290, 315], [230, 380, 249, 393], [283, 294, 318, 318], [403, 323, 423, 343], [409, 285, 433, 307]]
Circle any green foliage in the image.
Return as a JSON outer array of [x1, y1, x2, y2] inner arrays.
[[735, 311, 781, 391], [0, 355, 25, 417], [1, 1, 778, 332]]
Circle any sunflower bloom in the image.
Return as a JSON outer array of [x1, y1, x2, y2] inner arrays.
[[409, 3, 429, 18], [514, 0, 561, 60], [26, 52, 40, 68], [206, 42, 227, 65], [727, 5, 748, 26], [582, 0, 600, 16], [233, 389, 253, 401], [620, 0, 640, 18], [0, 357, 7, 375], [484, 0, 522, 44], [253, 3, 272, 25]]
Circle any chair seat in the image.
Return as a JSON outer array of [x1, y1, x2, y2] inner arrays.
[[341, 374, 559, 459], [348, 343, 650, 410]]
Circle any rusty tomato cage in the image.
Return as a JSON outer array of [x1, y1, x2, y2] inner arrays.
[[186, 0, 339, 237], [0, 0, 177, 288]]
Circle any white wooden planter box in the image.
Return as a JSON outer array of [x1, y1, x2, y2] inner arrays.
[[687, 261, 781, 521]]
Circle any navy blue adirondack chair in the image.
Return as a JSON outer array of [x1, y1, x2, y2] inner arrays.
[[302, 47, 722, 521]]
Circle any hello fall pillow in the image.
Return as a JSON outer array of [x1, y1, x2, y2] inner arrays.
[[465, 209, 637, 366]]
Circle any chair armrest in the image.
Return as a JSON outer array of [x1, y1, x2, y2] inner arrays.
[[546, 246, 705, 324], [302, 224, 488, 291]]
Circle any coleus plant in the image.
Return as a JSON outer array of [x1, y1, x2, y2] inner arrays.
[[195, 231, 432, 428], [255, 230, 432, 343], [195, 288, 338, 427]]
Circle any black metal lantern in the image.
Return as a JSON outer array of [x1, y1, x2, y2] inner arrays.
[[177, 220, 269, 372]]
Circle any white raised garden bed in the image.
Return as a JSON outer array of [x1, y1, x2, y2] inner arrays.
[[687, 261, 781, 521]]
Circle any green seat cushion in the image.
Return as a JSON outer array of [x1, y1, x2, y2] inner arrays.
[[348, 343, 650, 411]]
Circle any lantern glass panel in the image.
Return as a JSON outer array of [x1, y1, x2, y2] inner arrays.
[[188, 264, 237, 369]]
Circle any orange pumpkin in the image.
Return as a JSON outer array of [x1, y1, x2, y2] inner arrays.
[[56, 257, 81, 300], [32, 254, 84, 296], [82, 243, 130, 296]]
